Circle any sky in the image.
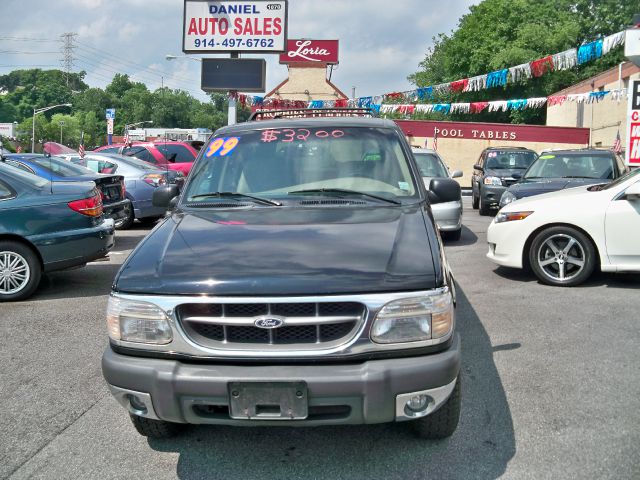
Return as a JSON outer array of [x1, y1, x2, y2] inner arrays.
[[0, 0, 477, 102]]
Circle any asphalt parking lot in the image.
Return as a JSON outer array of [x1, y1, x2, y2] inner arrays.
[[1, 198, 639, 480]]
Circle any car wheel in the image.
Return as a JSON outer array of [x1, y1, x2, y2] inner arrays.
[[114, 207, 134, 230], [472, 184, 479, 209], [528, 226, 596, 287], [129, 414, 185, 438], [411, 377, 461, 440], [443, 228, 462, 241], [478, 190, 491, 216], [0, 241, 42, 302]]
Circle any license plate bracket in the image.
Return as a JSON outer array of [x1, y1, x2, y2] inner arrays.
[[228, 382, 308, 420]]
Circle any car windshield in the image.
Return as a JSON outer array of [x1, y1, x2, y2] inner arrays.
[[524, 153, 615, 179], [31, 156, 95, 176], [597, 167, 640, 190], [485, 150, 536, 169], [413, 152, 449, 178], [0, 162, 48, 188], [184, 126, 417, 204]]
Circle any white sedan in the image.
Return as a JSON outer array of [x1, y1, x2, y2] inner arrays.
[[487, 168, 640, 286]]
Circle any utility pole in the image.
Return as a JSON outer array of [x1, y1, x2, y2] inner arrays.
[[60, 32, 77, 87]]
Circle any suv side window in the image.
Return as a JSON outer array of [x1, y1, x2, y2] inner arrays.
[[157, 144, 194, 163]]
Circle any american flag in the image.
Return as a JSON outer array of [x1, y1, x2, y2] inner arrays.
[[79, 131, 85, 158], [123, 132, 131, 147], [612, 130, 622, 154]]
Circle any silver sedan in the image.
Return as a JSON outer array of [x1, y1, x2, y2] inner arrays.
[[413, 149, 463, 241]]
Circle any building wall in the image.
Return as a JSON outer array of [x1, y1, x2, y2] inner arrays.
[[546, 62, 639, 148], [267, 65, 345, 101]]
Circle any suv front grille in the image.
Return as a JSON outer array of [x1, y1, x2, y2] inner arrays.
[[177, 302, 365, 350]]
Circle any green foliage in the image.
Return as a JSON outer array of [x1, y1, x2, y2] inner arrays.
[[0, 68, 229, 150], [408, 0, 640, 124]]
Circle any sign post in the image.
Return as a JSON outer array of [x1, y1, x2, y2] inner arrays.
[[626, 79, 640, 167], [105, 108, 115, 145]]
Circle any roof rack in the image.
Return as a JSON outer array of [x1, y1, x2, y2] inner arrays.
[[249, 108, 374, 121]]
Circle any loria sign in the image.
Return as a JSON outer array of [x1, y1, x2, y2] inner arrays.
[[279, 39, 339, 64]]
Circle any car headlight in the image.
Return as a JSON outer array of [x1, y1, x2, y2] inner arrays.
[[499, 191, 517, 207], [371, 291, 453, 344], [106, 296, 172, 344], [494, 211, 533, 223], [484, 176, 502, 186]]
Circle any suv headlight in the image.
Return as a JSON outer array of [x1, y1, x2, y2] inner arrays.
[[499, 191, 517, 207], [484, 176, 502, 185], [106, 296, 172, 344], [371, 291, 453, 344]]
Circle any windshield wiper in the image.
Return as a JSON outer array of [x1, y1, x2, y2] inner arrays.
[[560, 176, 597, 179], [288, 188, 401, 205], [190, 192, 282, 206]]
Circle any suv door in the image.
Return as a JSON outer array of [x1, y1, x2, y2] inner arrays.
[[472, 152, 485, 204]]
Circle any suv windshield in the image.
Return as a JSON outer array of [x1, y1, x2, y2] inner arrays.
[[184, 126, 417, 204], [485, 150, 536, 170], [525, 152, 615, 179], [413, 152, 449, 178]]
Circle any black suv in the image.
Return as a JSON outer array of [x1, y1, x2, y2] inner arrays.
[[102, 110, 462, 440], [471, 146, 537, 215]]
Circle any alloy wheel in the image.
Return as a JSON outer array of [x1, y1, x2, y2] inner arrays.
[[536, 234, 586, 282], [0, 251, 31, 295]]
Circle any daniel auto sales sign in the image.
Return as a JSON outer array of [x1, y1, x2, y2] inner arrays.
[[279, 39, 340, 64], [183, 1, 288, 53]]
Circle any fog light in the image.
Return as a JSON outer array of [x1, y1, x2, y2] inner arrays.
[[405, 394, 430, 413], [128, 394, 148, 414]]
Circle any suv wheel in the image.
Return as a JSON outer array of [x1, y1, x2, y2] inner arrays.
[[471, 184, 479, 209], [529, 226, 596, 287], [130, 415, 185, 438], [0, 241, 42, 302], [411, 377, 461, 439]]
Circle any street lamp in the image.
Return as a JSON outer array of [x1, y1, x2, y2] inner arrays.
[[166, 53, 238, 126], [32, 103, 72, 153], [59, 120, 65, 144]]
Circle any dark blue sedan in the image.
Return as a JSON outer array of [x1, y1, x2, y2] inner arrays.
[[499, 149, 628, 208], [0, 162, 114, 301], [3, 154, 131, 229]]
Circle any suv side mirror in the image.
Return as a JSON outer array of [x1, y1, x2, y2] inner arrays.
[[474, 164, 484, 172], [624, 182, 640, 200], [428, 178, 461, 204], [451, 170, 463, 179], [153, 184, 180, 208], [512, 172, 522, 180]]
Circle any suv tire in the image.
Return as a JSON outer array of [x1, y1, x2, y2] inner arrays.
[[0, 241, 42, 302], [130, 414, 185, 438], [528, 226, 596, 287], [411, 377, 461, 439], [471, 185, 479, 209]]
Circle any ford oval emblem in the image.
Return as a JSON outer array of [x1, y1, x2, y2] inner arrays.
[[254, 316, 284, 329]]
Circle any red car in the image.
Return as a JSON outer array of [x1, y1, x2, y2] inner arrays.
[[94, 141, 202, 176]]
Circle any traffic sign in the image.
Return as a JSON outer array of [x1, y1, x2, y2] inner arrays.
[[105, 109, 115, 119]]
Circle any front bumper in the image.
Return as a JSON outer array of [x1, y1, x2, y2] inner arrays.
[[481, 185, 507, 208], [103, 334, 461, 426], [432, 200, 462, 231], [486, 217, 531, 269]]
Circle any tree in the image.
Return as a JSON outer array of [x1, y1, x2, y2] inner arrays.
[[408, 0, 639, 124]]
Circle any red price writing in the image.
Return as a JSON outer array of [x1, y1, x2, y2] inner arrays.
[[260, 129, 345, 143]]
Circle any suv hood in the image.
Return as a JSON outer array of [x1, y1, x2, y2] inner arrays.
[[485, 168, 526, 178], [114, 205, 438, 296], [509, 178, 608, 198]]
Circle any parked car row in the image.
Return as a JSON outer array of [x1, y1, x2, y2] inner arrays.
[[94, 141, 201, 176]]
